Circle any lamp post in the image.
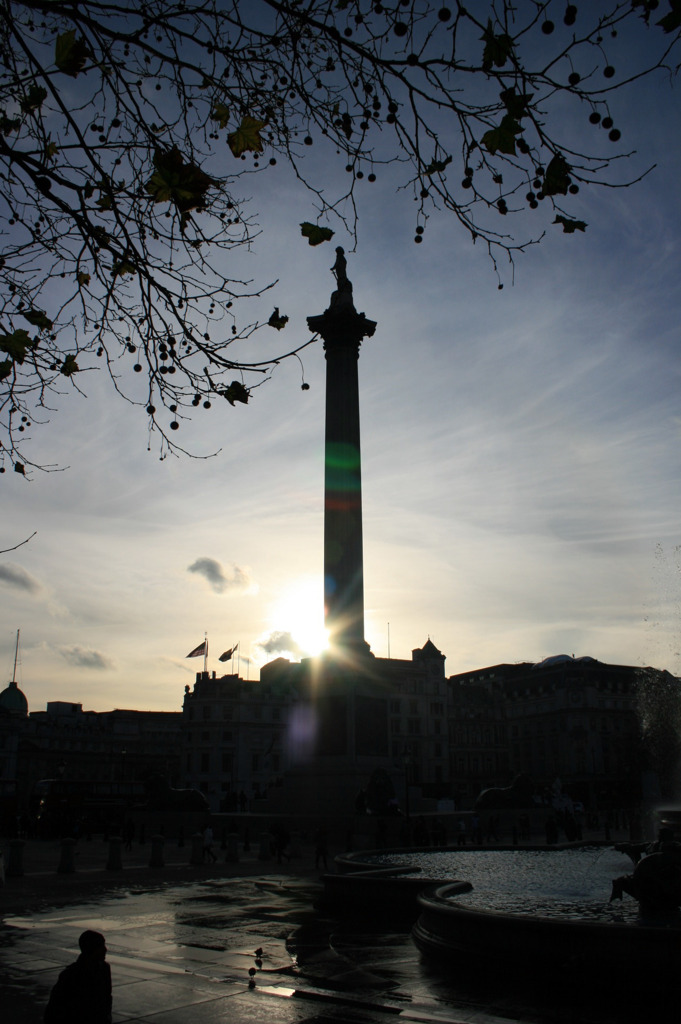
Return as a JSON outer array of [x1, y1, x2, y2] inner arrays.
[[403, 747, 413, 838]]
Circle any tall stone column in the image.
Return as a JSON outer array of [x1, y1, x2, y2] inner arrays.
[[307, 250, 376, 655]]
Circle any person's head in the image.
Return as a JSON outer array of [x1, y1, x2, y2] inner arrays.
[[78, 930, 107, 961]]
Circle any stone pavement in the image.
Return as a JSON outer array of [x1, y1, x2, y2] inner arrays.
[[0, 836, 672, 1024]]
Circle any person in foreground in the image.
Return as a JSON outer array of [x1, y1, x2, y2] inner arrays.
[[44, 929, 112, 1023]]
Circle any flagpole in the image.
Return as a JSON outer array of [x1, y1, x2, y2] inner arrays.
[[204, 632, 208, 675]]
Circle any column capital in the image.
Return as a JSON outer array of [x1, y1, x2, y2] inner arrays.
[[307, 304, 376, 351]]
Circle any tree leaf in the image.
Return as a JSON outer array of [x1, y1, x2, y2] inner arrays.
[[481, 20, 514, 72], [20, 85, 48, 114], [554, 215, 587, 233], [111, 259, 135, 277], [211, 102, 231, 128], [145, 148, 215, 215], [481, 115, 522, 156], [658, 7, 681, 34], [228, 116, 266, 157], [500, 88, 533, 120], [55, 30, 89, 77], [300, 222, 334, 246], [77, 271, 91, 286], [543, 154, 572, 196], [0, 114, 21, 134], [223, 380, 250, 405], [0, 359, 13, 381], [425, 155, 453, 176], [60, 354, 79, 376], [0, 329, 31, 363], [268, 307, 289, 330], [23, 309, 53, 330]]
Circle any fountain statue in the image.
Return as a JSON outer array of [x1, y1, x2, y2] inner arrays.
[[610, 829, 681, 921]]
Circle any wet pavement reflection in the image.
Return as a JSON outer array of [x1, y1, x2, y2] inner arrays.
[[1, 873, 675, 1024]]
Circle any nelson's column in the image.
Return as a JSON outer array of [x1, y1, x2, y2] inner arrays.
[[307, 248, 376, 656], [261, 256, 402, 813]]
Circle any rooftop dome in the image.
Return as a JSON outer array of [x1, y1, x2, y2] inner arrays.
[[0, 680, 28, 716], [533, 654, 598, 669]]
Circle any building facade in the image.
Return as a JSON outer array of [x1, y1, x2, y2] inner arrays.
[[447, 655, 679, 810], [2, 650, 678, 831]]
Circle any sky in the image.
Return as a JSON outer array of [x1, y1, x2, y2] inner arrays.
[[2, 6, 681, 712]]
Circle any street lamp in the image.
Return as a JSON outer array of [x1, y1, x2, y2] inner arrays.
[[403, 747, 413, 826]]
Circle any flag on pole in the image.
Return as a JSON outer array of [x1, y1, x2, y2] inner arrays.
[[186, 641, 207, 658], [219, 642, 239, 663]]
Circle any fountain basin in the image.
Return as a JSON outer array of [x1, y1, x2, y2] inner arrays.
[[413, 883, 681, 977], [321, 862, 471, 916]]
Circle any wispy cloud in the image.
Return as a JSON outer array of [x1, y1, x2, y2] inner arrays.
[[57, 645, 114, 670], [0, 563, 42, 595], [187, 557, 251, 594], [256, 631, 303, 658]]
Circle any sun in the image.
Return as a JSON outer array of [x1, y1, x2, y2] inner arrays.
[[270, 577, 329, 658]]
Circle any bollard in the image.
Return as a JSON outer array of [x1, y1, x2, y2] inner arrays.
[[106, 836, 123, 871], [190, 832, 204, 866], [258, 831, 272, 861], [149, 834, 165, 868], [289, 831, 302, 859], [57, 837, 76, 874], [226, 832, 239, 863], [6, 838, 25, 878]]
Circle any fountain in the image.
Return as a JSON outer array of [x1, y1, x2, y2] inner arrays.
[[411, 842, 681, 979], [325, 842, 681, 979]]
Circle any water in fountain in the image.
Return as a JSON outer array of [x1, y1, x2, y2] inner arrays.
[[363, 846, 638, 920]]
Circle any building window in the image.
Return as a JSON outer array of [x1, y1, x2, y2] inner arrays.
[[391, 718, 401, 734], [390, 700, 400, 714], [222, 706, 233, 720], [200, 752, 210, 773]]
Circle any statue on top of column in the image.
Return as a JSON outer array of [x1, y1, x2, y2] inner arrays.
[[330, 246, 354, 310]]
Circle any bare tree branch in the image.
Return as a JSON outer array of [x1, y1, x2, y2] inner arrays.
[[0, 0, 678, 473], [0, 530, 37, 553]]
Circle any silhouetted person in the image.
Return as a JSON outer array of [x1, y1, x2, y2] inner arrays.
[[271, 823, 290, 864], [44, 929, 112, 1023], [314, 826, 328, 870], [202, 824, 217, 863]]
